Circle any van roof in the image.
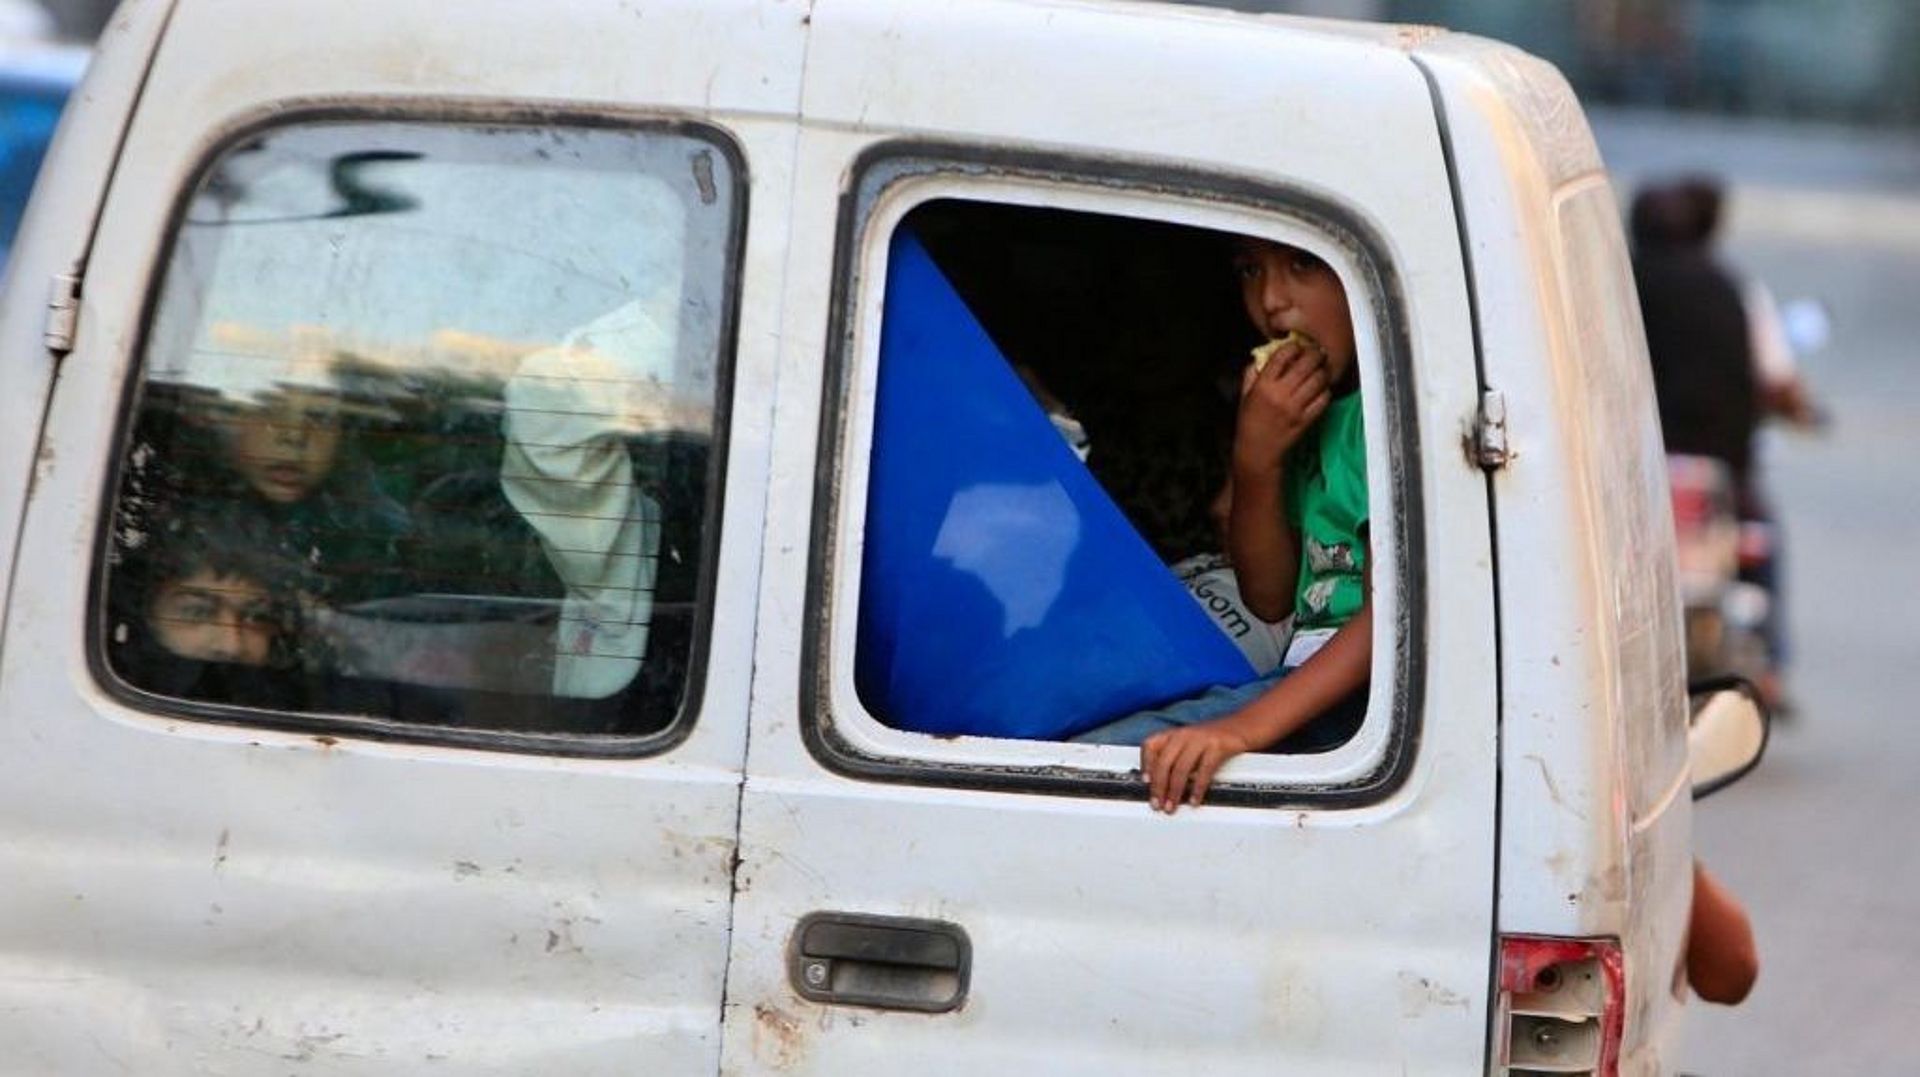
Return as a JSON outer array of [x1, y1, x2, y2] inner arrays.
[[1083, 0, 1453, 51]]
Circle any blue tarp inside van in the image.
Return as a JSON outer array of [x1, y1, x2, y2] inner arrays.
[[854, 231, 1253, 741]]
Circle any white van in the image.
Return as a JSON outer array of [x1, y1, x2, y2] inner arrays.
[[0, 1, 1765, 1073]]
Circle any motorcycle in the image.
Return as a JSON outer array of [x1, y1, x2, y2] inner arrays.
[[1671, 295, 1830, 696], [1668, 453, 1763, 682]]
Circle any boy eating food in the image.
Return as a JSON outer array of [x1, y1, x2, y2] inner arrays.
[[1077, 237, 1372, 812]]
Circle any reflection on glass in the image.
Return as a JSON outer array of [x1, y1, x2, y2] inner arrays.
[[931, 482, 1080, 638], [105, 121, 734, 738]]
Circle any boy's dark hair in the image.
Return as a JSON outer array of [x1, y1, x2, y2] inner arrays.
[[108, 501, 302, 669], [102, 497, 307, 709], [129, 505, 295, 603]]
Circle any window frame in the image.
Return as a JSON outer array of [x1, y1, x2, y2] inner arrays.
[[801, 142, 1429, 808], [85, 104, 750, 760]]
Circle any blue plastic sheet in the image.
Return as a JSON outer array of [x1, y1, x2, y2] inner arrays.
[[0, 72, 75, 259], [855, 231, 1254, 740]]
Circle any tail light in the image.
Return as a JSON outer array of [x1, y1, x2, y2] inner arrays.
[[1667, 458, 1738, 601], [1495, 935, 1624, 1076], [1667, 483, 1713, 531], [1735, 520, 1772, 571]]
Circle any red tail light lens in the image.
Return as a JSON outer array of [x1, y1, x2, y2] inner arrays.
[[1495, 935, 1624, 1076], [1736, 520, 1772, 569]]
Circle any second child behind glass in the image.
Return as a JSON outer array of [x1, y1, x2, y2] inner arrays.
[[195, 376, 410, 606], [1076, 237, 1372, 812]]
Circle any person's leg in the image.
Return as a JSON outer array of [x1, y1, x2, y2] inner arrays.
[[1748, 518, 1790, 711], [1737, 479, 1790, 712], [1072, 669, 1287, 746]]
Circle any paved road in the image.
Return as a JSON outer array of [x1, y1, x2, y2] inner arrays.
[[1593, 110, 1920, 1075]]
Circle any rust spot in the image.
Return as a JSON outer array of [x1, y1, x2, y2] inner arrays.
[[1397, 970, 1470, 1017], [1525, 754, 1587, 820], [753, 1003, 807, 1069], [1544, 848, 1575, 878], [545, 918, 584, 957], [1589, 863, 1628, 903], [281, 1029, 347, 1063], [691, 150, 718, 206], [312, 735, 338, 749], [1393, 24, 1447, 50], [23, 442, 53, 504]]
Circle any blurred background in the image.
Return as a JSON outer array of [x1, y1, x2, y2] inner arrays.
[[1220, 5, 1920, 1074], [1244, 5, 1919, 1074], [9, 0, 1915, 1072]]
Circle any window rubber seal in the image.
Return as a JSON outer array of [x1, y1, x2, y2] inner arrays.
[[83, 102, 750, 760], [799, 140, 1428, 808]]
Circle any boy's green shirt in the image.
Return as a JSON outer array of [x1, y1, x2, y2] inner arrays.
[[1283, 389, 1368, 631]]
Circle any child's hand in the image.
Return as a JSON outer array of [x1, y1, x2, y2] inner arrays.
[[1142, 721, 1254, 812], [1234, 337, 1331, 471]]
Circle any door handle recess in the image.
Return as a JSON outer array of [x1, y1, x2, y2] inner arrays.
[[788, 912, 971, 1013]]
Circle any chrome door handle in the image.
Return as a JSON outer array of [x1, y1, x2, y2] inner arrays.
[[788, 912, 971, 1013]]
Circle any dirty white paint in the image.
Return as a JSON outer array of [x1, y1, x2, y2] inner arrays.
[[1418, 34, 1695, 1073], [0, 0, 170, 658], [0, 0, 800, 1072], [0, 0, 1702, 1073], [722, 1, 1500, 1073]]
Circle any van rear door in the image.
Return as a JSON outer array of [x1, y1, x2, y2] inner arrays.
[[723, 4, 1500, 1073], [0, 1, 801, 1071], [1414, 34, 1697, 1071]]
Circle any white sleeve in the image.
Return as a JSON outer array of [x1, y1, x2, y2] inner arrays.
[[500, 300, 681, 699], [1744, 278, 1798, 387]]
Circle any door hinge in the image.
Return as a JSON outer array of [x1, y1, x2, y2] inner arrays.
[[45, 271, 80, 354], [1472, 389, 1511, 470]]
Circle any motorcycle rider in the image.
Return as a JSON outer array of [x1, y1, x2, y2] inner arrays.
[[1632, 177, 1798, 711]]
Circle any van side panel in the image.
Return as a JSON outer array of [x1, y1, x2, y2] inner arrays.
[[1416, 37, 1693, 1074], [0, 1, 805, 1071], [725, 2, 1501, 1073]]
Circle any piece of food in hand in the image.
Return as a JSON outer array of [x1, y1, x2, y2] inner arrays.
[[1250, 330, 1315, 373]]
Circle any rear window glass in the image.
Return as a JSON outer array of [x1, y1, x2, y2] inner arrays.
[[100, 120, 738, 745]]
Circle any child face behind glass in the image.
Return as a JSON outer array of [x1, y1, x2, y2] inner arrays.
[[218, 388, 343, 504], [148, 567, 277, 665], [1232, 239, 1357, 387]]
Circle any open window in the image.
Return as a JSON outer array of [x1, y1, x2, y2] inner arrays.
[[808, 152, 1419, 803], [96, 116, 742, 754]]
